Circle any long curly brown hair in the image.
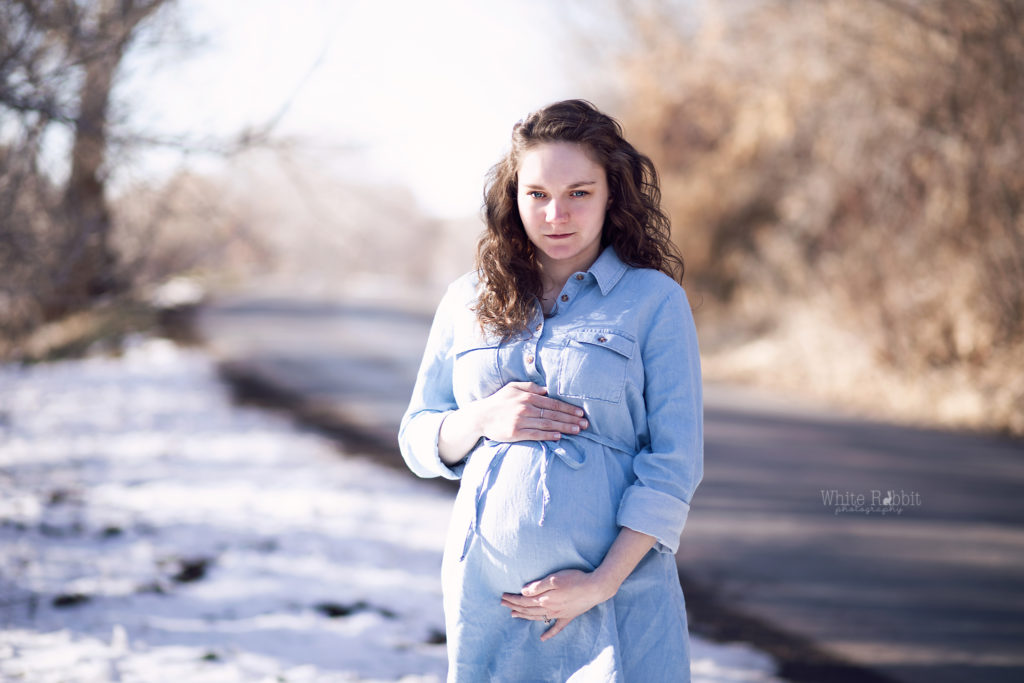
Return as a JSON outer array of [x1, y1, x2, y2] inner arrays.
[[474, 99, 684, 339]]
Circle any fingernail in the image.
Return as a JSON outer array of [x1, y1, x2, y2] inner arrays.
[[570, 425, 579, 432], [580, 420, 588, 429], [576, 409, 584, 417]]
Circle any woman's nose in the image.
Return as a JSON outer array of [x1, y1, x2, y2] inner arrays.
[[545, 199, 568, 224]]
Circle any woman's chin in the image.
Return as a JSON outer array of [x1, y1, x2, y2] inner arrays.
[[540, 246, 578, 261], [538, 241, 591, 263]]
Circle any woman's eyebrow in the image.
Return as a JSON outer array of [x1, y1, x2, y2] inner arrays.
[[522, 181, 597, 190]]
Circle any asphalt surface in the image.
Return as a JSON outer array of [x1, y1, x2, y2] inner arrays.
[[195, 292, 1024, 683]]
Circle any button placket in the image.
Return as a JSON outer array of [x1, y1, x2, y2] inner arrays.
[[525, 319, 542, 380], [549, 271, 588, 316], [557, 275, 584, 309]]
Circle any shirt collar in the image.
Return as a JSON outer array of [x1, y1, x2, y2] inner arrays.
[[588, 245, 628, 295]]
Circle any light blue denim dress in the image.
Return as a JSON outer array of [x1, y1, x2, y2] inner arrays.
[[399, 246, 704, 682]]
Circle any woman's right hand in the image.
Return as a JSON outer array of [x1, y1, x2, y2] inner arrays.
[[437, 382, 588, 464], [476, 382, 588, 443]]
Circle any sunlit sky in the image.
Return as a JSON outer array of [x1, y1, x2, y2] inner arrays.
[[119, 0, 617, 219]]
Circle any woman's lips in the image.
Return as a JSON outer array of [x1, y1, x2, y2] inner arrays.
[[547, 233, 573, 240]]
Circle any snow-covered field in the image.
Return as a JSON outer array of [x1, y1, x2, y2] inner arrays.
[[0, 336, 783, 682]]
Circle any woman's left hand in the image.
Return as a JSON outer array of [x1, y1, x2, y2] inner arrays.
[[500, 569, 616, 641]]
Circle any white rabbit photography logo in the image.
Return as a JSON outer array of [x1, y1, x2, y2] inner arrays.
[[820, 488, 923, 516]]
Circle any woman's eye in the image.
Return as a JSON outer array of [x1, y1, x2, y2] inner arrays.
[[570, 190, 589, 198], [527, 191, 546, 199]]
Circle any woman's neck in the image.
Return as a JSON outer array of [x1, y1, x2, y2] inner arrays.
[[539, 270, 570, 298], [537, 249, 601, 299]]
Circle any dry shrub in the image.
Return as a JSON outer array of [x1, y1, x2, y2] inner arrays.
[[112, 170, 274, 293], [112, 151, 448, 299], [615, 0, 1024, 433], [3, 146, 444, 359], [0, 141, 76, 343]]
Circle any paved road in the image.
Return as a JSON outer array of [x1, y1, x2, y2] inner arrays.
[[196, 292, 1024, 683]]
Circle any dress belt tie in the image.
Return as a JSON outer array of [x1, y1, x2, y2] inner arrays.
[[458, 434, 630, 562]]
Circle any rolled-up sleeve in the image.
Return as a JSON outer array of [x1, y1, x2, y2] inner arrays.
[[617, 286, 704, 554], [398, 283, 466, 480]]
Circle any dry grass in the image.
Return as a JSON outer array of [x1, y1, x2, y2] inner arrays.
[[0, 301, 160, 364], [699, 297, 1024, 435]]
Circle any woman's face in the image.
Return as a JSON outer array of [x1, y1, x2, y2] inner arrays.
[[516, 142, 609, 278]]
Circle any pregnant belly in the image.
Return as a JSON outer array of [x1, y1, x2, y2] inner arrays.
[[450, 440, 630, 590]]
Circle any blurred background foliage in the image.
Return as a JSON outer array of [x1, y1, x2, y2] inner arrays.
[[1, 0, 1022, 434], [611, 0, 1023, 434]]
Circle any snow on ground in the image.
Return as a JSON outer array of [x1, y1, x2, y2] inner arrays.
[[0, 336, 784, 682]]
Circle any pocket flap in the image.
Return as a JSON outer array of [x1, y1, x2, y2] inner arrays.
[[452, 323, 503, 355], [453, 337, 502, 355], [570, 329, 635, 359]]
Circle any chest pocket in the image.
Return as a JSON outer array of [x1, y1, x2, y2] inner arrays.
[[557, 328, 635, 403], [452, 335, 503, 402]]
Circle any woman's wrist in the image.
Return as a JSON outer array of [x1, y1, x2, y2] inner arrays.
[[590, 527, 658, 601], [589, 566, 624, 602], [452, 401, 485, 441]]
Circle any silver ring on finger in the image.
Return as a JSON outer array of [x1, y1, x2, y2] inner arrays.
[[539, 408, 545, 420]]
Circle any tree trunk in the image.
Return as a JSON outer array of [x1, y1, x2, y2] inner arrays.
[[42, 0, 168, 320], [43, 42, 122, 320]]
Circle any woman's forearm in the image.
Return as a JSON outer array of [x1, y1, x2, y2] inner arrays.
[[437, 405, 483, 465], [593, 527, 658, 598]]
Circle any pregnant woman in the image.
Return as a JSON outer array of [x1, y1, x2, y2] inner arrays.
[[399, 99, 703, 682]]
